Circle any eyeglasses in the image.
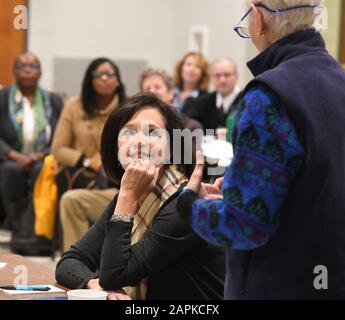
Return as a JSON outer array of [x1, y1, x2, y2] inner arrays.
[[92, 70, 116, 79], [15, 63, 40, 71], [233, 3, 323, 39], [212, 72, 237, 79]]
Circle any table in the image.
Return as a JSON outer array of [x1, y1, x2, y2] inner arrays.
[[0, 253, 67, 300]]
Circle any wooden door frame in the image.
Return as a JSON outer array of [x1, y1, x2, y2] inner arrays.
[[340, 0, 345, 64], [25, 0, 29, 50], [0, 0, 28, 87]]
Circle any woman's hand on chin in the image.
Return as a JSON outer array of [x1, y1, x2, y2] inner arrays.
[[115, 159, 160, 215]]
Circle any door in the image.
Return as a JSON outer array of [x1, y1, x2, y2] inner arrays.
[[0, 0, 28, 88]]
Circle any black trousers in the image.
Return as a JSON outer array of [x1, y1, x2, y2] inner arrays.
[[0, 160, 42, 228]]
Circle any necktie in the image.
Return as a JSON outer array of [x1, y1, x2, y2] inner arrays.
[[218, 104, 226, 126]]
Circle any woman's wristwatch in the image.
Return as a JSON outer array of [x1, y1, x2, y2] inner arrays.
[[110, 214, 134, 223], [82, 158, 92, 168]]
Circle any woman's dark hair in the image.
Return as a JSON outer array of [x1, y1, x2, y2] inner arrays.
[[81, 57, 126, 117], [101, 92, 188, 183]]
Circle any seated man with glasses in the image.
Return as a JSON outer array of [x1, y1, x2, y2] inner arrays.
[[0, 52, 63, 254], [183, 57, 242, 136]]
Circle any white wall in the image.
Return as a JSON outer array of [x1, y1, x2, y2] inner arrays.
[[28, 0, 341, 94], [28, 0, 250, 93], [28, 0, 175, 92], [323, 0, 342, 59], [172, 0, 249, 87]]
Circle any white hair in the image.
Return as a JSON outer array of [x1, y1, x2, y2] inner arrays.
[[211, 57, 238, 74], [245, 0, 325, 40]]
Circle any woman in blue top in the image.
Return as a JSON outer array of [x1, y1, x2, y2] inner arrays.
[[178, 0, 345, 299]]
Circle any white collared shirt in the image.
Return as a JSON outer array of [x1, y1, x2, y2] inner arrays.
[[15, 90, 36, 154], [216, 84, 242, 114]]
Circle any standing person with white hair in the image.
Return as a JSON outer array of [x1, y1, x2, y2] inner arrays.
[[178, 0, 345, 299]]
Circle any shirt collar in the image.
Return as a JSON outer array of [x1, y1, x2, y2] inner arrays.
[[216, 84, 241, 113]]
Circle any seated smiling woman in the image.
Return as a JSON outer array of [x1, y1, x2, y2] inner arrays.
[[55, 93, 225, 300]]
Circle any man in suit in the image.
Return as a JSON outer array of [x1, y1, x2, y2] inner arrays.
[[0, 52, 63, 247], [183, 58, 242, 133]]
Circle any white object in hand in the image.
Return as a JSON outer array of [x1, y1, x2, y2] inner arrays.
[[201, 135, 233, 167]]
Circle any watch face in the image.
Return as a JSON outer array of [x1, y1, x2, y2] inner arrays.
[[83, 158, 91, 167]]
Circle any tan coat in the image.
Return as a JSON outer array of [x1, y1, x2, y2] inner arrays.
[[51, 95, 119, 168]]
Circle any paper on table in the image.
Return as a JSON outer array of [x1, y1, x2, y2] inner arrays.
[[0, 263, 7, 269], [0, 285, 65, 295], [18, 296, 69, 300]]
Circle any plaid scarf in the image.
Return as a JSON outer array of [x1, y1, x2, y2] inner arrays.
[[124, 165, 187, 300]]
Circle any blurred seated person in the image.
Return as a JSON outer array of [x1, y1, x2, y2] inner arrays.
[[140, 68, 203, 131], [51, 57, 126, 251], [0, 52, 63, 234], [183, 58, 242, 136], [139, 68, 174, 104], [55, 93, 225, 300], [172, 52, 209, 112]]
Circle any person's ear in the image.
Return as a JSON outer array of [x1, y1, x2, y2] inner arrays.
[[167, 89, 174, 103], [114, 77, 120, 90], [251, 4, 265, 36], [234, 72, 239, 83]]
